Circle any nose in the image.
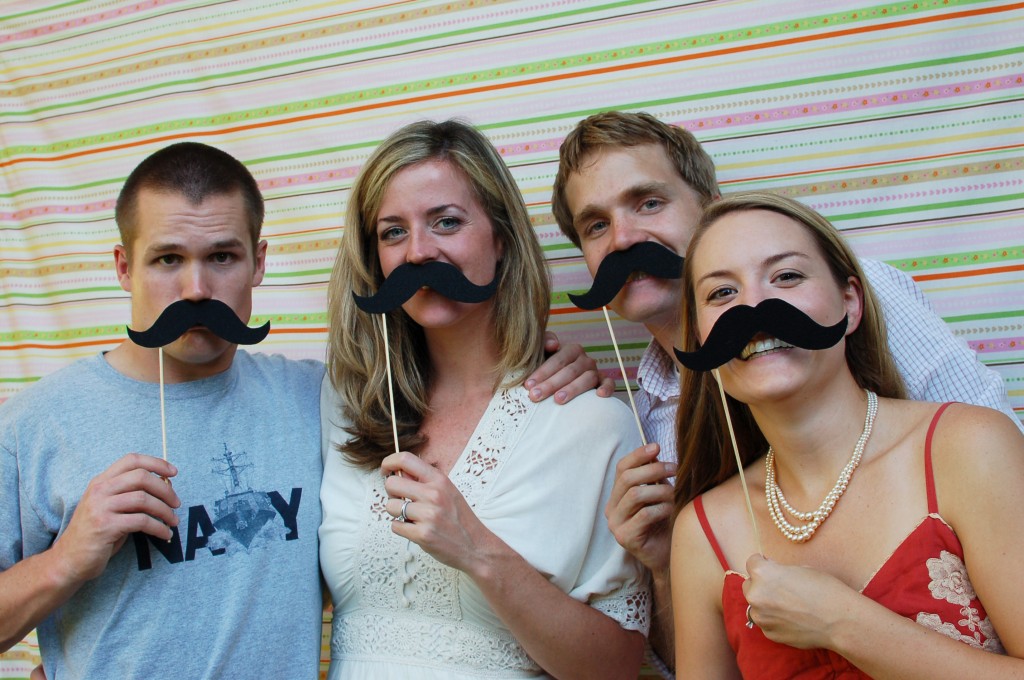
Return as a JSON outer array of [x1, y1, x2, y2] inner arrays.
[[734, 282, 768, 308], [609, 213, 645, 252], [181, 262, 212, 301], [405, 226, 439, 265]]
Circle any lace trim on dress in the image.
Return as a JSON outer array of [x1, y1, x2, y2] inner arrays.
[[592, 584, 652, 634], [914, 550, 1004, 653], [331, 610, 541, 677], [349, 388, 541, 671], [453, 388, 535, 506]]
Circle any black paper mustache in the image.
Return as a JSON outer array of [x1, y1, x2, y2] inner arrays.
[[673, 298, 848, 372], [568, 241, 684, 310], [352, 261, 499, 314], [127, 299, 270, 348]]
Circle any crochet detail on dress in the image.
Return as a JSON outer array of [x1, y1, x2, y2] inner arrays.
[[453, 388, 535, 505], [592, 585, 652, 635], [331, 610, 540, 676]]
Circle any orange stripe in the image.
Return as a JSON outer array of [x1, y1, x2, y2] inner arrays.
[[912, 263, 1024, 281], [5, 2, 1020, 168], [266, 326, 327, 334], [5, 338, 116, 350]]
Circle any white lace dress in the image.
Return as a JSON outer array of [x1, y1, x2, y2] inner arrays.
[[319, 383, 650, 679]]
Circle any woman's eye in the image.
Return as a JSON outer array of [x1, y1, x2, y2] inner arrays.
[[775, 271, 805, 283], [379, 226, 405, 242], [436, 216, 461, 231], [707, 286, 736, 301]]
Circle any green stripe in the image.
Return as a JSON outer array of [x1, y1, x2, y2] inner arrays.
[[0, 326, 125, 342], [250, 312, 327, 324], [942, 308, 1024, 324], [584, 342, 649, 353], [0, 286, 121, 300], [829, 192, 1024, 221], [885, 246, 1024, 274], [2, 0, 91, 22]]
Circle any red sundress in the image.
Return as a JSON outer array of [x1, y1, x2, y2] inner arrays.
[[693, 403, 1004, 678]]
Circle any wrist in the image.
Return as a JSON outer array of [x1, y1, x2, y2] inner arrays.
[[47, 536, 89, 591]]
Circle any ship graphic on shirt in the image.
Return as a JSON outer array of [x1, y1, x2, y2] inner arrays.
[[210, 443, 277, 548], [132, 443, 303, 571]]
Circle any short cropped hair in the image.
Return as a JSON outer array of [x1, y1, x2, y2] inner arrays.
[[115, 142, 264, 255]]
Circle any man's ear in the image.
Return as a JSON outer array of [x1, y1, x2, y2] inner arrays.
[[843, 275, 864, 335], [252, 239, 268, 287], [114, 244, 132, 292]]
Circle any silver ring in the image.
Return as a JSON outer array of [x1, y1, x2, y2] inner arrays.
[[398, 498, 411, 523], [745, 604, 755, 629]]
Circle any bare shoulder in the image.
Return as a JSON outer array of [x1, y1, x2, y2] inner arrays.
[[675, 469, 761, 571], [925, 402, 1024, 507], [671, 499, 726, 585]]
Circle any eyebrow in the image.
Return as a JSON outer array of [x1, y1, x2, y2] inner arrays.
[[572, 181, 672, 231], [377, 203, 466, 226], [146, 237, 246, 254], [696, 250, 810, 286]]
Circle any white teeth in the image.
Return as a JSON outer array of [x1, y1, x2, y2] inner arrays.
[[740, 337, 794, 360]]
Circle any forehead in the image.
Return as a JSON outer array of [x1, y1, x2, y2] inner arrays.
[[131, 188, 251, 251], [379, 159, 480, 214], [693, 209, 820, 266], [568, 143, 681, 190]]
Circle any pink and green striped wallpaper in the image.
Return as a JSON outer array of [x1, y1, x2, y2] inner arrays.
[[2, 0, 1022, 676]]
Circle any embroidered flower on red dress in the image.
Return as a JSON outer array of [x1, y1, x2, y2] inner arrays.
[[925, 551, 975, 605], [916, 551, 1004, 653]]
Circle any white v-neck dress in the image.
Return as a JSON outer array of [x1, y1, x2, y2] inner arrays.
[[319, 382, 650, 679]]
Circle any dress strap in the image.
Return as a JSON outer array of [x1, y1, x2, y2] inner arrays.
[[924, 402, 955, 515], [693, 495, 730, 571]]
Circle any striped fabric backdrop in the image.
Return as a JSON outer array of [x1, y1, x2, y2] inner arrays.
[[2, 0, 1022, 677]]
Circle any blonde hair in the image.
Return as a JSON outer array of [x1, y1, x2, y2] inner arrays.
[[551, 110, 719, 246], [327, 120, 550, 469], [674, 192, 907, 510]]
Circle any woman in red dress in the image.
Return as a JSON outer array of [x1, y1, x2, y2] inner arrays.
[[670, 192, 1023, 678]]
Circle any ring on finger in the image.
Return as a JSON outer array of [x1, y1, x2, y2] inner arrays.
[[745, 604, 755, 629], [397, 498, 411, 523]]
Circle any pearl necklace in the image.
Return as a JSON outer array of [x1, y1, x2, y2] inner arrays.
[[764, 390, 878, 543]]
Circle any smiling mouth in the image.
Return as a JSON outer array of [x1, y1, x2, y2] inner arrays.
[[740, 336, 794, 360]]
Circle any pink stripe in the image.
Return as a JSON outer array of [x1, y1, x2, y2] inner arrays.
[[1, 0, 178, 45], [969, 337, 1024, 354]]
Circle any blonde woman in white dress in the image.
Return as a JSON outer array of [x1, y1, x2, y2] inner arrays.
[[319, 120, 649, 679]]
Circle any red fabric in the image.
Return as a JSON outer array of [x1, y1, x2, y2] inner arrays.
[[697, 403, 1003, 678]]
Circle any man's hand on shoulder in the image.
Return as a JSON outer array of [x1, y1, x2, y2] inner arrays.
[[525, 331, 615, 404]]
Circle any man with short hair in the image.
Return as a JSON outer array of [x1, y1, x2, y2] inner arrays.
[[0, 141, 603, 679], [551, 110, 1020, 675]]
